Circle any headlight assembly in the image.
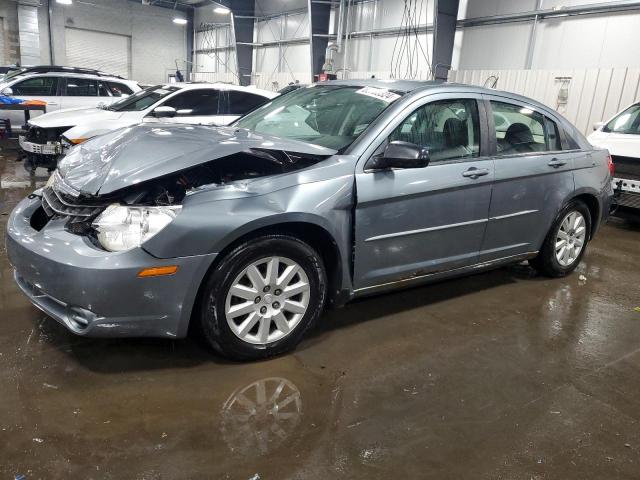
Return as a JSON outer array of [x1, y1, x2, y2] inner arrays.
[[92, 204, 182, 252]]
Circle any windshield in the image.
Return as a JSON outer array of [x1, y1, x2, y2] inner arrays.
[[106, 85, 179, 112], [234, 85, 402, 151], [3, 68, 27, 82], [604, 103, 640, 134]]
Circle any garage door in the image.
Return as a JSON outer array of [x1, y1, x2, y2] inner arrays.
[[65, 28, 131, 78]]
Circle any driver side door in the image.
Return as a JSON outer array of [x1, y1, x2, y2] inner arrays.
[[353, 94, 494, 291]]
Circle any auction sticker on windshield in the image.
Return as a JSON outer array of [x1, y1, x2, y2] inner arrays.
[[355, 87, 401, 103]]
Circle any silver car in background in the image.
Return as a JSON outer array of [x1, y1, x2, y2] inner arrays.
[[6, 80, 614, 360]]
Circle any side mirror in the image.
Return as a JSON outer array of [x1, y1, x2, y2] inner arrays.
[[367, 141, 430, 171], [593, 121, 604, 131], [1, 87, 13, 96], [152, 106, 177, 118]]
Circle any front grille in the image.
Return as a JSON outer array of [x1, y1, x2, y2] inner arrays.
[[41, 186, 105, 223]]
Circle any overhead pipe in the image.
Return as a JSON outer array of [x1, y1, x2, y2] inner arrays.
[[335, 0, 346, 52]]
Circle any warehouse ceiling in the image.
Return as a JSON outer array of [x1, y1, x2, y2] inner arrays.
[[128, 0, 228, 11]]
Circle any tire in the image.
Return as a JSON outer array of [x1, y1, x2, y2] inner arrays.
[[197, 234, 327, 361], [529, 200, 591, 278]]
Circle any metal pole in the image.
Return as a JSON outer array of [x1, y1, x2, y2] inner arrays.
[[48, 0, 55, 64], [525, 0, 543, 69], [368, 0, 378, 73]]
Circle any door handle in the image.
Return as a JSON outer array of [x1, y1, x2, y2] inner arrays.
[[47, 102, 58, 106], [462, 167, 490, 179], [548, 158, 567, 168]]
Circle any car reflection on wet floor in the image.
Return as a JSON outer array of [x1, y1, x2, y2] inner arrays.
[[2, 150, 640, 479]]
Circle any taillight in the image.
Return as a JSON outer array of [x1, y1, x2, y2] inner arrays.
[[607, 154, 615, 176]]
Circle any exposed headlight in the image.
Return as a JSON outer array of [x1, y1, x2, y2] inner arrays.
[[45, 173, 56, 188], [92, 204, 182, 252]]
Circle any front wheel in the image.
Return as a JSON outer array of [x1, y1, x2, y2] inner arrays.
[[529, 200, 591, 277], [197, 235, 327, 360]]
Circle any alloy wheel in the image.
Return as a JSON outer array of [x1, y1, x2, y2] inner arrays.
[[225, 256, 311, 345], [555, 210, 587, 267]]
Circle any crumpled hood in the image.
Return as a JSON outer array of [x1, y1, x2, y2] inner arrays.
[[30, 107, 124, 129], [57, 123, 337, 196]]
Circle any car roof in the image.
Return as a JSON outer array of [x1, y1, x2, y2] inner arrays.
[[10, 65, 126, 78], [165, 82, 277, 98], [318, 78, 444, 93], [8, 71, 138, 84], [318, 79, 561, 116]]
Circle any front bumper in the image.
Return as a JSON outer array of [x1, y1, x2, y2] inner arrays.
[[19, 135, 62, 155], [6, 195, 217, 338]]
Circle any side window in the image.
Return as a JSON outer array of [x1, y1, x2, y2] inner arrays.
[[107, 82, 133, 97], [389, 98, 481, 162], [163, 89, 220, 116], [65, 78, 99, 96], [491, 101, 550, 154], [12, 77, 58, 96], [222, 91, 270, 115]]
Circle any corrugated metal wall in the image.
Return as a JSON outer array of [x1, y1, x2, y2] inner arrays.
[[449, 68, 640, 135]]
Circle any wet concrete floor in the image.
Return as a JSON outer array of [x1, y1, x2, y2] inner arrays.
[[1, 149, 640, 479]]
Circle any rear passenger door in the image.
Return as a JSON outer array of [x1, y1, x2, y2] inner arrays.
[[60, 77, 112, 110], [479, 96, 576, 262]]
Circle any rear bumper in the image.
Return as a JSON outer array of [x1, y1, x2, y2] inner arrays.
[[612, 178, 640, 210], [6, 195, 216, 338]]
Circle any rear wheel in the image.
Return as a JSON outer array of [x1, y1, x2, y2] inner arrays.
[[529, 200, 591, 277], [198, 235, 327, 360]]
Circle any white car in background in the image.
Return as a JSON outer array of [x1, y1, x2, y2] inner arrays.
[[19, 83, 278, 172], [0, 67, 140, 129], [588, 102, 640, 212]]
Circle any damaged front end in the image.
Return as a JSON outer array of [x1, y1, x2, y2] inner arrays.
[[35, 124, 334, 251]]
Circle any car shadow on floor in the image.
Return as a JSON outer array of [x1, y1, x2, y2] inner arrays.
[[30, 262, 544, 373], [309, 262, 540, 338]]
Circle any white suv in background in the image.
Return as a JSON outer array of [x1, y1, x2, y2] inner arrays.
[[19, 83, 278, 173], [0, 68, 141, 130], [588, 102, 640, 213]]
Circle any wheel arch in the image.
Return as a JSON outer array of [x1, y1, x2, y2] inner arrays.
[[189, 217, 347, 335], [568, 189, 601, 239]]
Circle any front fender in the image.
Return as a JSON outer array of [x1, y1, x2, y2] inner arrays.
[[142, 175, 355, 261]]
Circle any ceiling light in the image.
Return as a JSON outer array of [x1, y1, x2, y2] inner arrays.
[[173, 17, 187, 25], [214, 6, 231, 14], [56, 0, 73, 4]]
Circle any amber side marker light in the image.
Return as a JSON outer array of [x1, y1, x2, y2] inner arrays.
[[70, 138, 88, 145], [137, 266, 178, 278]]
